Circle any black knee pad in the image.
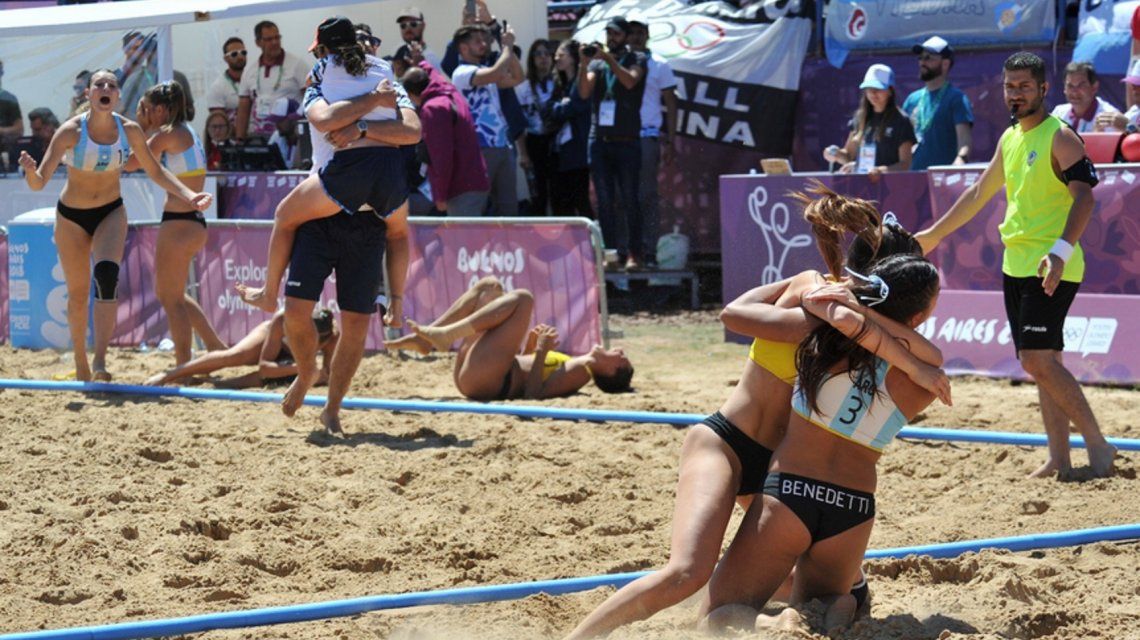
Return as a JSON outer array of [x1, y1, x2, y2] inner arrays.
[[93, 261, 119, 301]]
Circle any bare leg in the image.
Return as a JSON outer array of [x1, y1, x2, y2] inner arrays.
[[453, 290, 535, 399], [319, 310, 370, 436], [155, 220, 208, 365], [54, 215, 95, 382], [145, 321, 269, 385], [88, 208, 127, 380], [566, 427, 740, 639], [410, 287, 528, 353], [1021, 350, 1115, 478], [1029, 378, 1072, 479], [388, 277, 505, 355], [186, 294, 227, 351], [281, 296, 319, 417], [237, 175, 342, 313]]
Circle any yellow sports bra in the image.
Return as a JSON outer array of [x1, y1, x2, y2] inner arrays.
[[749, 338, 798, 384], [542, 351, 573, 381]]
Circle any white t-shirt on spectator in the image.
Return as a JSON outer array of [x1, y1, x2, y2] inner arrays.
[[514, 78, 554, 135], [639, 51, 677, 137], [302, 54, 414, 173], [1051, 96, 1121, 133], [238, 51, 311, 136], [1124, 104, 1140, 128], [452, 62, 510, 148], [206, 73, 242, 122]]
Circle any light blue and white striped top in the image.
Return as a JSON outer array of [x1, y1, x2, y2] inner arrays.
[[161, 125, 207, 177], [792, 359, 907, 453], [63, 113, 131, 172]]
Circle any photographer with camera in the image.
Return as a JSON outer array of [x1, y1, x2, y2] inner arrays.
[[578, 17, 648, 270]]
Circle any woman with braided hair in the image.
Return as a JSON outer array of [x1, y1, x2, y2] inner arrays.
[[566, 183, 949, 639]]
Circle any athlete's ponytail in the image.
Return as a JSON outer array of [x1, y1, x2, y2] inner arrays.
[[143, 81, 188, 129], [790, 180, 882, 279]]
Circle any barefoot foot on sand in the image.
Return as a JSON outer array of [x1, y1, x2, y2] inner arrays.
[[92, 368, 112, 382], [281, 371, 317, 417], [235, 283, 278, 313], [756, 608, 807, 634], [385, 332, 433, 356], [823, 594, 859, 635], [320, 409, 343, 437], [407, 319, 455, 352], [1089, 442, 1117, 478], [1028, 458, 1069, 479]]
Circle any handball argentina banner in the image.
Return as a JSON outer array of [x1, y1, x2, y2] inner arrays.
[[825, 0, 1056, 67], [574, 0, 814, 155]]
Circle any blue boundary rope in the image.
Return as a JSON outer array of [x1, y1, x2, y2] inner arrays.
[[3, 522, 1138, 639], [1, 378, 1138, 451]]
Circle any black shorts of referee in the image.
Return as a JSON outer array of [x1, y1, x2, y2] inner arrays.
[[1003, 274, 1080, 353]]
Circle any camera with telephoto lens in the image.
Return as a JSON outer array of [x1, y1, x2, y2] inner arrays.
[[581, 44, 599, 57]]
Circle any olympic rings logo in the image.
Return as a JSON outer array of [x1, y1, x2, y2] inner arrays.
[[645, 19, 727, 59]]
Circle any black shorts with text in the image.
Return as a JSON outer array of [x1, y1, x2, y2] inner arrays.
[[1003, 274, 1079, 353]]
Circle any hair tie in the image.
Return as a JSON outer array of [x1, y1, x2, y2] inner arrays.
[[882, 211, 901, 229], [845, 267, 890, 307]]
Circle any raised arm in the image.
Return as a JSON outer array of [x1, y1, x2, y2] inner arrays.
[[18, 123, 77, 191], [123, 122, 211, 210], [915, 138, 1005, 254], [719, 272, 821, 343]]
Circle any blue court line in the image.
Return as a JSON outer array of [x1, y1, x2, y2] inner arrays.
[[1, 378, 1138, 451], [3, 522, 1138, 640]]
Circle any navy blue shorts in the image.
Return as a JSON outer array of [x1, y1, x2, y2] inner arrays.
[[285, 211, 388, 314], [1003, 274, 1080, 352], [318, 146, 408, 216]]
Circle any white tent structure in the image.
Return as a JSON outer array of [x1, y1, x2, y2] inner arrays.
[[0, 0, 547, 130]]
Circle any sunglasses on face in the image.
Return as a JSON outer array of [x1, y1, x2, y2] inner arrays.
[[357, 34, 381, 46], [399, 20, 422, 29], [225, 49, 248, 59]]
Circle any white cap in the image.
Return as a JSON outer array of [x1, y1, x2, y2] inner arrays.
[[1124, 58, 1140, 86], [912, 35, 953, 57], [859, 64, 895, 90]]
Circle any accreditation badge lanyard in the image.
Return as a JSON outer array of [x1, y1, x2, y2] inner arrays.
[[254, 62, 285, 120], [913, 84, 946, 144], [598, 60, 619, 127]]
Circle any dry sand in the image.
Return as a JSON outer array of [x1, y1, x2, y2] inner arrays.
[[1, 310, 1138, 639]]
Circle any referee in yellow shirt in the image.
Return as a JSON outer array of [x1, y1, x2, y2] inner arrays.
[[916, 51, 1116, 480]]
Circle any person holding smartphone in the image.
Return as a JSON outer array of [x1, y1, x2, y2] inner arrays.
[[393, 7, 442, 71], [578, 17, 649, 270]]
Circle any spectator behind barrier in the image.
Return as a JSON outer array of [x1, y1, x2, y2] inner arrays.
[[1131, 5, 1140, 111], [234, 21, 310, 140], [0, 58, 24, 147], [543, 40, 593, 218], [451, 22, 524, 215], [628, 14, 678, 267], [516, 39, 556, 215], [402, 60, 490, 216], [70, 70, 91, 118], [355, 23, 382, 56], [579, 16, 649, 270], [1052, 61, 1120, 133], [116, 32, 196, 123], [206, 37, 247, 126], [393, 7, 442, 71], [203, 111, 231, 170], [901, 36, 973, 170], [822, 64, 916, 175]]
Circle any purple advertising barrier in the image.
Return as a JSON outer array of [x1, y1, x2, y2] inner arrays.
[[927, 164, 1140, 294], [213, 172, 305, 220], [112, 225, 168, 347], [792, 46, 1131, 175], [917, 289, 1140, 384], [719, 172, 932, 333], [403, 219, 602, 356], [192, 222, 342, 349], [1, 230, 8, 344]]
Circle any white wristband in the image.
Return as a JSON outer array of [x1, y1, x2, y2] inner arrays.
[[1049, 239, 1074, 262]]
